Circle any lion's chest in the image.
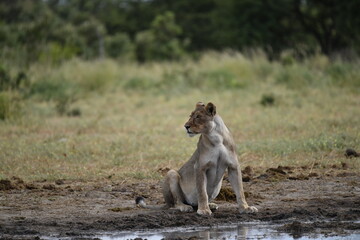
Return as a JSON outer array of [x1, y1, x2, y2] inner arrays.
[[183, 145, 231, 206], [206, 145, 229, 195]]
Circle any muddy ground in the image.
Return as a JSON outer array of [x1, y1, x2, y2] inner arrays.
[[0, 163, 359, 239]]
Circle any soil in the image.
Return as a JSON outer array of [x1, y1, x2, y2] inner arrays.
[[0, 164, 359, 239]]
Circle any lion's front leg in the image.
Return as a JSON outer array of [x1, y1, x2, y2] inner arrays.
[[196, 168, 212, 215], [228, 164, 258, 213]]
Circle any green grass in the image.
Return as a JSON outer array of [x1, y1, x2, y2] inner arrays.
[[0, 52, 359, 181]]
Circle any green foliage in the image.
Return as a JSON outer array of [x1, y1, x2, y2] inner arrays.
[[38, 42, 79, 64], [0, 65, 27, 120], [105, 33, 134, 60], [77, 18, 106, 59], [29, 76, 77, 115], [124, 76, 157, 90], [325, 62, 360, 88], [0, 92, 22, 121], [0, 92, 12, 120], [1, 0, 360, 65], [275, 65, 317, 89], [0, 65, 28, 91], [201, 69, 244, 89], [67, 108, 82, 117], [135, 11, 186, 62], [260, 94, 276, 106], [135, 30, 156, 63]]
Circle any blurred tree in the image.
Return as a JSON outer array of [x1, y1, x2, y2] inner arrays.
[[135, 11, 186, 62], [77, 18, 106, 59], [1, 0, 359, 64], [151, 0, 216, 51], [294, 0, 360, 57], [105, 32, 134, 60]]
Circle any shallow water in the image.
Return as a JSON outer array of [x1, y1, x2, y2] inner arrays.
[[91, 223, 359, 240]]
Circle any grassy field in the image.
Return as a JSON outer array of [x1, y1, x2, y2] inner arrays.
[[0, 52, 359, 181]]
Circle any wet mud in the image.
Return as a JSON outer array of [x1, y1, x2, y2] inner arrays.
[[0, 165, 359, 239]]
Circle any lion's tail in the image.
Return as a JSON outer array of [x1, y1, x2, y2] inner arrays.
[[135, 196, 169, 210]]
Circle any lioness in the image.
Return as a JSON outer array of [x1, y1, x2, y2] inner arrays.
[[136, 102, 258, 215]]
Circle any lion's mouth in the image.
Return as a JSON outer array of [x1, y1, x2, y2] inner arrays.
[[186, 129, 197, 137]]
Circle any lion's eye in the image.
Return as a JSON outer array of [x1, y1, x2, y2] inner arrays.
[[196, 115, 201, 119]]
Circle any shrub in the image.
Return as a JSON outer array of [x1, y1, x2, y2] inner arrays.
[[29, 76, 77, 115], [124, 77, 157, 90], [105, 33, 134, 60], [202, 69, 245, 89], [0, 65, 29, 91], [38, 42, 79, 65], [260, 93, 275, 106], [0, 92, 22, 120], [275, 65, 317, 89], [135, 11, 186, 62]]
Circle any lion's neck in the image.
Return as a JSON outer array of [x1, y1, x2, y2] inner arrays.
[[200, 115, 236, 152]]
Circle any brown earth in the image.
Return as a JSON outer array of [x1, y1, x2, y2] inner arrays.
[[0, 164, 359, 239]]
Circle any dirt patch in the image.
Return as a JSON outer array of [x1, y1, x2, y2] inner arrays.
[[0, 179, 12, 191], [0, 177, 37, 191], [278, 221, 360, 238], [0, 166, 359, 239], [215, 187, 236, 202]]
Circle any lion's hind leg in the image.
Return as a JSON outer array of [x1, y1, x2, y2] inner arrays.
[[163, 169, 193, 212]]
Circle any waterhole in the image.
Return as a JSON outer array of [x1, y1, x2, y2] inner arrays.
[[44, 222, 360, 240]]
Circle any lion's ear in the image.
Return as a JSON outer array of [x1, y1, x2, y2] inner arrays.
[[205, 102, 216, 116], [196, 102, 205, 108]]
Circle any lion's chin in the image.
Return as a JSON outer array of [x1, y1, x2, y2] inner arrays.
[[186, 131, 198, 137]]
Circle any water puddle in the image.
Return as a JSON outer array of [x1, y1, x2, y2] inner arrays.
[[45, 222, 360, 240]]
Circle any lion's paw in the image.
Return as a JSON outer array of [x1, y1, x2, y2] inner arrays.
[[197, 208, 212, 216], [240, 205, 258, 214]]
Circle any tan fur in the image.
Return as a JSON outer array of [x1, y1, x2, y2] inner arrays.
[[136, 102, 258, 215]]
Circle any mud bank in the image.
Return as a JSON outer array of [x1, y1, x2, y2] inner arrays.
[[0, 166, 359, 239]]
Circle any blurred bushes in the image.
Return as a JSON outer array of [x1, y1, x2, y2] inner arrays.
[[29, 76, 77, 115], [0, 91, 23, 121], [1, 0, 360, 66], [260, 94, 276, 106], [0, 65, 28, 120], [1, 1, 359, 123], [0, 1, 186, 65], [105, 33, 134, 60], [119, 51, 360, 92], [0, 65, 29, 92], [26, 59, 118, 115], [135, 12, 187, 62], [1, 51, 360, 121]]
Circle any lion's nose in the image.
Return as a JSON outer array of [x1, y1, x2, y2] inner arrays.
[[184, 125, 190, 130]]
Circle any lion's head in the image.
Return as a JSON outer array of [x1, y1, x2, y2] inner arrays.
[[184, 102, 217, 137]]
